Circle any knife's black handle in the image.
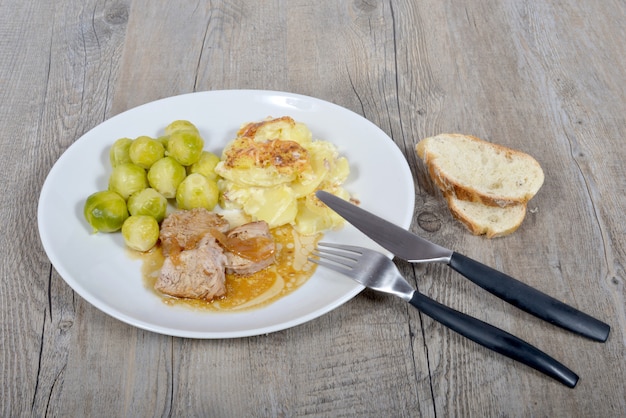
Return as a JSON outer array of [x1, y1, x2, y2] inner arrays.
[[409, 292, 579, 388], [449, 252, 610, 342]]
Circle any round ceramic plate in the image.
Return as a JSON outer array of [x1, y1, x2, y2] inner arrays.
[[38, 90, 415, 338]]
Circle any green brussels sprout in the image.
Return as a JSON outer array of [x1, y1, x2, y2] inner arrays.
[[147, 156, 186, 198], [155, 135, 169, 152], [129, 136, 165, 169], [175, 173, 219, 210], [187, 151, 220, 181], [84, 190, 129, 233], [167, 130, 204, 166], [127, 188, 168, 223], [121, 215, 160, 252], [164, 120, 199, 136], [108, 163, 148, 200], [109, 137, 133, 167]]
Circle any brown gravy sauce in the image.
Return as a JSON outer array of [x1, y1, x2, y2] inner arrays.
[[135, 225, 320, 312]]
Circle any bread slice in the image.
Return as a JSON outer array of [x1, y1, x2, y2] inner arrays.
[[416, 134, 544, 207], [445, 194, 526, 238]]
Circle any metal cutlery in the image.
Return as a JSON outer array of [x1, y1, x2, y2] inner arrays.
[[315, 190, 610, 342], [311, 242, 579, 388]]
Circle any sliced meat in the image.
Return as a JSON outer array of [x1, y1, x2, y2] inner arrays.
[[159, 207, 230, 257], [155, 235, 227, 301], [222, 221, 275, 275]]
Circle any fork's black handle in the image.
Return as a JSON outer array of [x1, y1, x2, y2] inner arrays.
[[448, 252, 610, 342], [409, 292, 579, 388]]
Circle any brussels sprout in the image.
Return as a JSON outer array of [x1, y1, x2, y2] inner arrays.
[[175, 173, 219, 210], [129, 136, 165, 169], [108, 163, 148, 200], [167, 130, 204, 166], [121, 215, 160, 252], [109, 137, 133, 167], [155, 135, 169, 152], [164, 120, 199, 136], [187, 151, 220, 180], [127, 188, 168, 223], [84, 190, 129, 233], [147, 156, 186, 198]]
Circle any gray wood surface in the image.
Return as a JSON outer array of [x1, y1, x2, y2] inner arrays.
[[2, 0, 625, 416]]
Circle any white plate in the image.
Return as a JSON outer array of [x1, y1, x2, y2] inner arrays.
[[38, 90, 415, 338]]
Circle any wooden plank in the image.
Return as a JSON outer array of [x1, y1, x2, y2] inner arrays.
[[0, 1, 127, 416]]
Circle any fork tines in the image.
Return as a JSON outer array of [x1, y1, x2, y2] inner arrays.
[[309, 242, 364, 271]]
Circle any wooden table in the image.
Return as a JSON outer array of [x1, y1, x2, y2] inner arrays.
[[3, 1, 625, 416]]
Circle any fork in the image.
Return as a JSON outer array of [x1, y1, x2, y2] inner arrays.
[[311, 243, 579, 388]]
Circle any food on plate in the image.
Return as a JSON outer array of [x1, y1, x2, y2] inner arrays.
[[109, 137, 133, 167], [85, 120, 208, 247], [154, 208, 275, 301], [84, 190, 129, 233], [166, 129, 204, 166], [219, 221, 275, 275], [164, 119, 199, 136], [293, 189, 350, 235], [187, 151, 220, 181], [156, 234, 228, 300], [158, 207, 230, 257], [444, 194, 527, 238], [127, 188, 168, 223], [220, 182, 298, 229], [416, 133, 544, 237], [175, 173, 219, 210], [108, 163, 149, 200], [147, 156, 187, 198], [216, 116, 350, 234], [84, 117, 351, 308], [416, 133, 544, 207], [121, 215, 160, 252], [128, 136, 165, 169]]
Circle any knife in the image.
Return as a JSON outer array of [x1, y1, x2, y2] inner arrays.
[[316, 190, 610, 342]]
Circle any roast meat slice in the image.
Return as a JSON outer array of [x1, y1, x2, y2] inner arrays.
[[223, 221, 275, 275], [155, 235, 228, 301], [159, 207, 230, 257]]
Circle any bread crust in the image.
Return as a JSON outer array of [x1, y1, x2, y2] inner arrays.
[[444, 193, 526, 238], [416, 134, 544, 207]]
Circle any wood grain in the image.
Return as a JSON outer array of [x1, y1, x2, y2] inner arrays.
[[1, 0, 625, 416]]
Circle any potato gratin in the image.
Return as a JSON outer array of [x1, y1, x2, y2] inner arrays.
[[216, 116, 350, 235]]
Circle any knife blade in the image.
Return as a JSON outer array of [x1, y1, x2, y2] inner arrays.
[[316, 190, 610, 342]]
